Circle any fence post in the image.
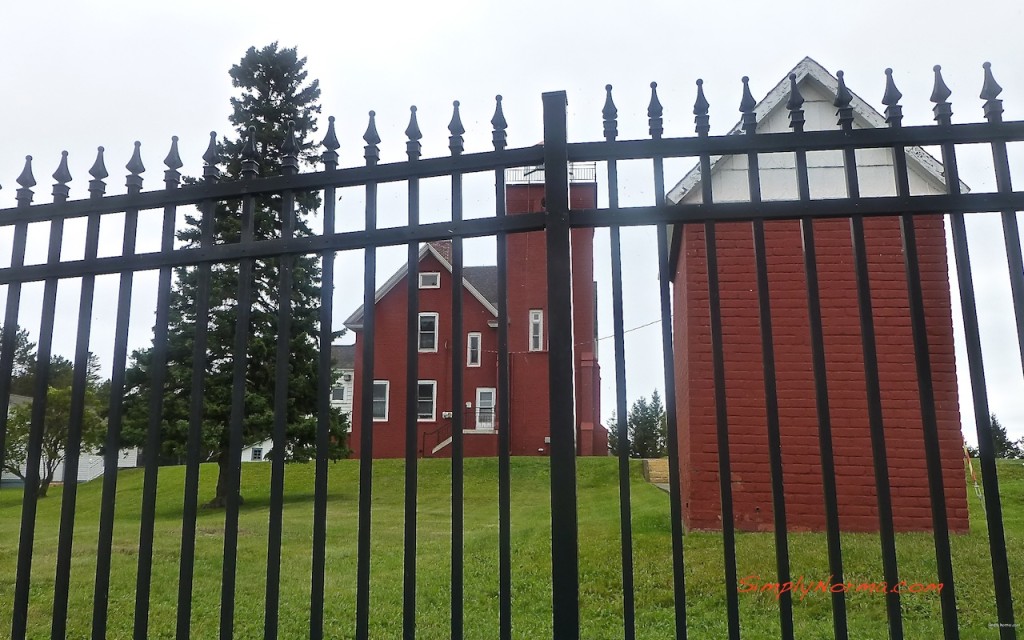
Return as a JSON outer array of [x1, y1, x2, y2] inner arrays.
[[542, 90, 579, 639]]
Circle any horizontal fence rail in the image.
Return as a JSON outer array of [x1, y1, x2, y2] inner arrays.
[[0, 62, 1020, 640]]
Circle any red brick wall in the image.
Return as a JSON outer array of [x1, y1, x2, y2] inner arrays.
[[672, 216, 968, 532]]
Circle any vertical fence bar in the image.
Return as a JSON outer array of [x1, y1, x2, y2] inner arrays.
[[835, 71, 904, 640], [889, 67, 959, 638], [219, 130, 260, 640], [176, 134, 220, 640], [606, 84, 636, 640], [786, 75, 849, 639], [312, 117, 341, 640], [354, 111, 381, 640], [403, 107, 422, 640], [542, 90, 579, 639], [693, 79, 741, 640], [51, 148, 105, 640], [92, 145, 144, 639], [265, 123, 300, 640], [739, 75, 795, 640], [12, 154, 64, 639], [133, 138, 183, 639], [448, 100, 466, 640], [492, 94, 513, 640], [937, 78, 1017, 639]]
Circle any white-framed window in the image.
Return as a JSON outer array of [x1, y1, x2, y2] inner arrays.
[[332, 387, 345, 401], [476, 388, 496, 430], [372, 380, 389, 421], [417, 380, 437, 421], [529, 309, 544, 352], [419, 312, 439, 352], [467, 332, 482, 367], [251, 447, 263, 461], [419, 272, 440, 289]]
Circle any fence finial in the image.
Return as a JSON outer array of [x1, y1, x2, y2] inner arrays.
[[786, 74, 805, 131], [491, 95, 508, 151], [363, 111, 381, 165], [241, 127, 260, 178], [648, 81, 663, 139], [322, 117, 339, 169], [89, 146, 108, 198], [203, 132, 221, 181], [281, 121, 299, 174], [51, 151, 71, 201], [126, 141, 145, 192], [164, 136, 183, 171], [980, 61, 1003, 101], [693, 79, 710, 135], [929, 65, 952, 104], [739, 76, 757, 133], [882, 68, 903, 127], [448, 100, 465, 156], [834, 70, 854, 128], [16, 155, 34, 205], [602, 85, 617, 142], [406, 106, 422, 161]]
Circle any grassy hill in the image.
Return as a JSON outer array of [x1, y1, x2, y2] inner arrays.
[[0, 457, 1021, 638]]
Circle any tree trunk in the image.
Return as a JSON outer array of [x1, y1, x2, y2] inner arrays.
[[204, 451, 244, 509], [38, 472, 53, 498]]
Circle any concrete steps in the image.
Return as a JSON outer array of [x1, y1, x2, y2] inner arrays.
[[643, 458, 670, 486]]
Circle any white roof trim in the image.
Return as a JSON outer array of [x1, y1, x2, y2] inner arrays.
[[343, 243, 498, 330], [666, 56, 969, 204]]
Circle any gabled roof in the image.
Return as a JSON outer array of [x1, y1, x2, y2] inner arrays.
[[666, 56, 968, 204], [343, 242, 499, 330], [331, 344, 355, 369]]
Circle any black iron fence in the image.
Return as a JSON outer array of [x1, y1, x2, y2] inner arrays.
[[0, 62, 1022, 639]]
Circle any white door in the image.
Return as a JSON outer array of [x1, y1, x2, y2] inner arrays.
[[476, 388, 496, 430]]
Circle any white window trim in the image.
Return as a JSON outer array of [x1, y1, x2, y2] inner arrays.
[[417, 380, 437, 422], [529, 309, 544, 352], [372, 380, 390, 422], [476, 387, 496, 431], [467, 332, 482, 367], [418, 272, 440, 289], [418, 312, 439, 353]]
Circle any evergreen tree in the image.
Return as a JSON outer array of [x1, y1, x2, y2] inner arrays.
[[121, 43, 348, 507], [607, 390, 668, 459], [988, 413, 1024, 459]]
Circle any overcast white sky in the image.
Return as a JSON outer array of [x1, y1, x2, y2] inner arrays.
[[0, 1, 1022, 446]]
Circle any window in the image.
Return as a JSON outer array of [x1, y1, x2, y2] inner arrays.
[[332, 387, 345, 401], [417, 380, 437, 421], [476, 388, 496, 430], [529, 310, 544, 352], [467, 332, 481, 367], [372, 381, 389, 421], [419, 272, 440, 289], [419, 313, 438, 352], [251, 447, 263, 461]]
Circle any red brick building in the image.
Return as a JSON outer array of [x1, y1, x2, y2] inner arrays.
[[668, 58, 969, 532], [344, 172, 606, 458]]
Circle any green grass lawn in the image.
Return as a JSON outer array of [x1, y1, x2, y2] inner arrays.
[[0, 457, 1021, 639]]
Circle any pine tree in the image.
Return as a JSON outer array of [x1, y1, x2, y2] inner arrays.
[[607, 390, 668, 459], [121, 43, 348, 506]]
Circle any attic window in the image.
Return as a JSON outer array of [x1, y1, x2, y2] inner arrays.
[[419, 272, 440, 289]]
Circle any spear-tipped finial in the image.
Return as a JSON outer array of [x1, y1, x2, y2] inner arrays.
[[739, 76, 757, 113], [930, 65, 952, 104], [202, 132, 221, 181], [602, 84, 617, 141], [491, 95, 508, 151], [241, 127, 259, 178], [363, 111, 381, 164], [786, 73, 805, 111], [448, 100, 465, 155], [834, 70, 853, 108], [882, 68, 903, 106], [52, 151, 72, 185], [163, 135, 183, 170], [693, 78, 710, 116], [693, 79, 710, 135], [16, 155, 35, 205], [89, 146, 107, 198], [322, 116, 340, 151], [980, 61, 1003, 101], [648, 81, 664, 139], [126, 141, 145, 175], [406, 106, 422, 160], [281, 121, 299, 174], [405, 106, 423, 142]]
